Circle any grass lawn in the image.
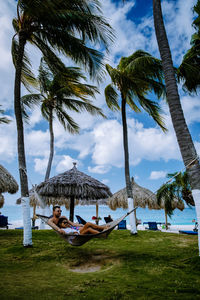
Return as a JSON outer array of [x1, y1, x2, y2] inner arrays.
[[0, 229, 200, 300]]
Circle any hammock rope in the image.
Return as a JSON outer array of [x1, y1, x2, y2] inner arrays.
[[36, 207, 138, 246]]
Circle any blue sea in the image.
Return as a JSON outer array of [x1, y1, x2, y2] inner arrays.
[[1, 204, 197, 226]]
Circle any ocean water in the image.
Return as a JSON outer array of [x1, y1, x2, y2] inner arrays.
[[1, 204, 197, 227]]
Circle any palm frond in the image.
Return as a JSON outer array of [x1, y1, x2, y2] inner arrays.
[[12, 37, 38, 91], [104, 84, 120, 111], [137, 95, 167, 132], [0, 106, 11, 124], [55, 107, 80, 134]]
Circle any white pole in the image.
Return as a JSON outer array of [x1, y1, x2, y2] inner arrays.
[[191, 189, 200, 256], [22, 197, 32, 246], [128, 197, 137, 234]]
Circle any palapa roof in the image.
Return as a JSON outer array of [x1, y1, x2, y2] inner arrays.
[[0, 165, 19, 194], [108, 178, 184, 211], [0, 194, 4, 208], [17, 164, 112, 207]]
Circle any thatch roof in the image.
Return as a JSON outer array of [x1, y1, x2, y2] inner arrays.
[[0, 194, 4, 208], [108, 178, 184, 211], [17, 164, 112, 207], [0, 165, 18, 194]]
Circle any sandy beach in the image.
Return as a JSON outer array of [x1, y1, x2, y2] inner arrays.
[[3, 219, 197, 234]]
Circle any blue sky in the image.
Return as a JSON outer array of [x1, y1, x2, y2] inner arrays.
[[0, 0, 200, 206]]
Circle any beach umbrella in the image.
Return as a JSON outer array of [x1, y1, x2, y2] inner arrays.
[[108, 177, 184, 227], [0, 194, 4, 208], [0, 165, 19, 208], [35, 163, 112, 221]]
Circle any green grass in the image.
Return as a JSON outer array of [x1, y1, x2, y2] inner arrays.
[[0, 230, 200, 300]]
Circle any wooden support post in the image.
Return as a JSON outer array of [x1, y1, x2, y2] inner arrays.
[[70, 196, 75, 222], [96, 204, 99, 225]]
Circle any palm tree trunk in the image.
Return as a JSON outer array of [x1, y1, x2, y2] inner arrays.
[[45, 109, 54, 181], [121, 95, 137, 234], [153, 0, 200, 255], [164, 210, 168, 230], [14, 31, 32, 246], [39, 109, 54, 229]]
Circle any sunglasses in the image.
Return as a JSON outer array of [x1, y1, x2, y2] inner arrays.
[[62, 221, 68, 224], [57, 210, 62, 213]]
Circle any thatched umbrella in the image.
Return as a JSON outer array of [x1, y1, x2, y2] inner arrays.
[[35, 163, 112, 221], [0, 194, 5, 208], [0, 165, 19, 208], [108, 177, 184, 228]]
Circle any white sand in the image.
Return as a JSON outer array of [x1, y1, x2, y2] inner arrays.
[[2, 219, 197, 234]]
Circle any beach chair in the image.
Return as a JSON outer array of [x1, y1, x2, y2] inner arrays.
[[75, 215, 87, 225], [0, 215, 9, 229], [144, 222, 159, 231], [104, 216, 113, 223], [118, 219, 126, 230]]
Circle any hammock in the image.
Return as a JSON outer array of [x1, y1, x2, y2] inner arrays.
[[36, 207, 137, 246]]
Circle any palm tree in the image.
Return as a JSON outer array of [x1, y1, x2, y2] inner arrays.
[[0, 105, 11, 124], [177, 1, 200, 93], [22, 59, 105, 222], [157, 171, 194, 229], [153, 0, 200, 255], [12, 0, 113, 246], [105, 50, 166, 234]]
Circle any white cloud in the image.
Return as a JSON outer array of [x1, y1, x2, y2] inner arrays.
[[56, 155, 78, 173], [101, 178, 109, 185], [34, 157, 48, 175], [26, 130, 50, 157], [149, 171, 167, 180], [0, 118, 17, 162], [88, 165, 111, 174]]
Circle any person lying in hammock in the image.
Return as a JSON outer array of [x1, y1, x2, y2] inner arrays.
[[57, 217, 109, 235]]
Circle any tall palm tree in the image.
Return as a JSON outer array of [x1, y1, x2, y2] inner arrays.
[[22, 59, 105, 222], [12, 0, 113, 246], [0, 105, 11, 124], [153, 0, 200, 255], [105, 50, 166, 234]]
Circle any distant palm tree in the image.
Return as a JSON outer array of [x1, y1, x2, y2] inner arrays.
[[12, 0, 113, 246], [105, 50, 166, 234], [0, 105, 11, 124], [22, 59, 105, 221], [23, 59, 105, 181], [157, 171, 194, 229], [153, 0, 200, 256]]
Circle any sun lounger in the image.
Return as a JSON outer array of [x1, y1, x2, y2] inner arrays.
[[143, 222, 160, 231], [75, 215, 87, 225], [118, 219, 126, 230], [179, 230, 198, 235], [104, 216, 113, 223], [0, 215, 9, 229]]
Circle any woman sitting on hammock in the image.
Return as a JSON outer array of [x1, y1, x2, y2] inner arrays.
[[58, 217, 109, 235]]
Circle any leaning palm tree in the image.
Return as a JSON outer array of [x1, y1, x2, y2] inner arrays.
[[12, 0, 113, 246], [22, 59, 105, 226], [22, 59, 105, 182], [105, 50, 166, 234], [153, 0, 200, 255]]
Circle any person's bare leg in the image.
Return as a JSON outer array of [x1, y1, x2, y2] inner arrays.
[[83, 222, 109, 231], [79, 227, 99, 235]]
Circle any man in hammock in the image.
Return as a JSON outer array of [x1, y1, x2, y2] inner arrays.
[[57, 217, 109, 235], [48, 206, 108, 235]]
